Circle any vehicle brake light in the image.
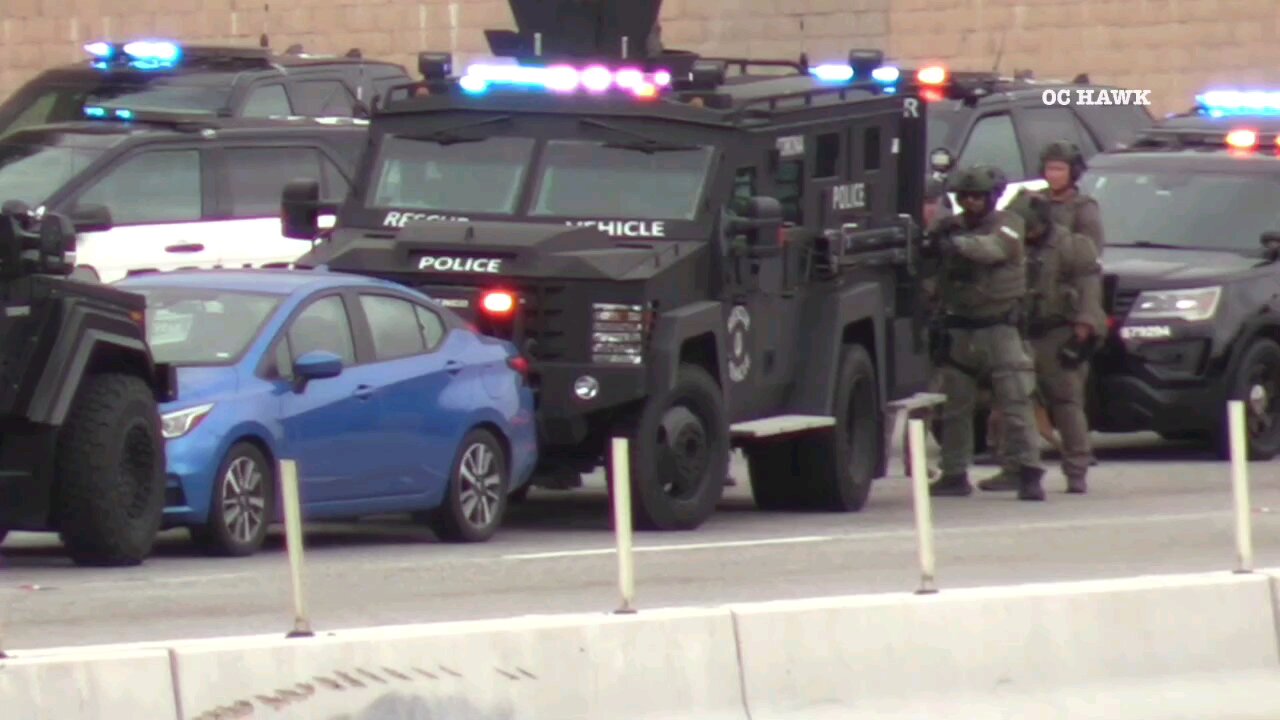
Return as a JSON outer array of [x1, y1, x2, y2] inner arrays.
[[507, 356, 529, 377], [481, 290, 515, 314], [921, 87, 945, 102], [1226, 129, 1258, 148], [917, 65, 947, 85]]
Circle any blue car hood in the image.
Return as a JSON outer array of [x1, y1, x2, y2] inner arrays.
[[160, 366, 239, 411]]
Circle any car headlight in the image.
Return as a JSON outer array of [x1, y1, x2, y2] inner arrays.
[[592, 303, 646, 365], [1128, 286, 1221, 322], [161, 403, 214, 439]]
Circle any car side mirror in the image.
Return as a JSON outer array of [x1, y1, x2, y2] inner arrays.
[[1261, 231, 1280, 258], [291, 350, 342, 391], [70, 203, 113, 233], [281, 179, 333, 240], [929, 146, 954, 174]]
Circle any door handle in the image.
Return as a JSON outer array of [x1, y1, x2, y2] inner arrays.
[[445, 360, 463, 375], [165, 243, 204, 253], [353, 384, 374, 399]]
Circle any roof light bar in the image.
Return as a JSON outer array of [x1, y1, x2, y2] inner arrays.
[[83, 39, 182, 70], [458, 62, 670, 98], [1196, 90, 1280, 118], [917, 65, 947, 85], [808, 63, 900, 86], [83, 106, 135, 120]]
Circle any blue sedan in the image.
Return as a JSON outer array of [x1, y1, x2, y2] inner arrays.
[[114, 269, 537, 556]]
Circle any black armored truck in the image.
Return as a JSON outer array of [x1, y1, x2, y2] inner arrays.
[[282, 0, 934, 531], [0, 207, 172, 565]]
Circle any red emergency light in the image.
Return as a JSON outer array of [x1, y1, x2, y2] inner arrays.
[[1226, 129, 1258, 148], [917, 65, 947, 85], [481, 290, 515, 315]]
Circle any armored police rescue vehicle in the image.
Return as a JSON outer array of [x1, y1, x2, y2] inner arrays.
[[0, 40, 410, 138], [1084, 90, 1280, 460], [0, 111, 365, 283], [285, 0, 934, 531]]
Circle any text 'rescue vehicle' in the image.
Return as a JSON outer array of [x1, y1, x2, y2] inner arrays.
[[1085, 89, 1280, 459], [283, 0, 934, 531], [0, 39, 411, 138]]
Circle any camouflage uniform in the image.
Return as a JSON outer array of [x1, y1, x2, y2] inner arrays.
[[1040, 141, 1104, 254], [927, 166, 1045, 501], [979, 190, 1106, 494]]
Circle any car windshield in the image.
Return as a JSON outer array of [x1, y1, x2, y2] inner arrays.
[[1081, 168, 1280, 252], [132, 288, 282, 365], [529, 141, 714, 220], [0, 141, 105, 206], [368, 135, 536, 215], [83, 82, 232, 115], [925, 99, 965, 154]]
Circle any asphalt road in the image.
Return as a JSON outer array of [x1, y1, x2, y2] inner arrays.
[[3, 432, 1279, 651]]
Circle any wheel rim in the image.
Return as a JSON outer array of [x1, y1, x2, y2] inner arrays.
[[121, 421, 157, 520], [221, 456, 266, 545], [656, 405, 710, 500], [459, 442, 503, 528], [1244, 358, 1280, 443]]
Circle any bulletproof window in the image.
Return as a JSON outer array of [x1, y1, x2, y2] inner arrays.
[[240, 84, 293, 118], [863, 127, 881, 171], [814, 133, 840, 178], [370, 135, 534, 215], [956, 113, 1025, 181], [291, 80, 355, 117], [530, 141, 714, 221], [1017, 106, 1093, 167], [774, 159, 804, 224], [731, 166, 756, 212], [75, 149, 202, 225], [286, 295, 357, 366], [360, 294, 428, 361], [223, 146, 345, 218]]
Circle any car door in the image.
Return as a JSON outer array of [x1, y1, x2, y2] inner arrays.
[[273, 292, 383, 506], [207, 142, 350, 268], [62, 146, 218, 282], [351, 291, 460, 499]]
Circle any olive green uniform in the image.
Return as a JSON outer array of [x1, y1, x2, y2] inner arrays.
[[1049, 190, 1104, 255], [930, 209, 1043, 495]]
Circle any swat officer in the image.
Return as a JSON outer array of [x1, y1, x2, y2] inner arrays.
[[926, 165, 1046, 501], [1040, 140, 1104, 254], [978, 189, 1106, 494]]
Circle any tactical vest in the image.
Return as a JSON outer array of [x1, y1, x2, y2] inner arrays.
[[1023, 224, 1079, 334], [939, 209, 1026, 319], [1049, 192, 1100, 249]]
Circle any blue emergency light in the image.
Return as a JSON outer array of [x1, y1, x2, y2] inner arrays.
[[83, 39, 182, 70], [1196, 90, 1280, 118], [807, 63, 900, 86], [83, 106, 135, 120], [457, 62, 672, 98]]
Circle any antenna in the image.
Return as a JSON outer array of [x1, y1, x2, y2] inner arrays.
[[260, 3, 270, 48], [485, 0, 662, 61], [990, 26, 1008, 73]]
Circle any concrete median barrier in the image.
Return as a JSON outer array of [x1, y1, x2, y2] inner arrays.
[[167, 608, 747, 720], [0, 648, 179, 720], [729, 571, 1280, 719]]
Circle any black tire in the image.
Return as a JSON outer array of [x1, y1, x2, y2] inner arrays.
[[795, 344, 880, 511], [746, 440, 805, 510], [614, 363, 729, 531], [189, 442, 274, 557], [55, 373, 165, 567], [1217, 338, 1280, 461], [508, 484, 531, 504], [430, 428, 509, 543]]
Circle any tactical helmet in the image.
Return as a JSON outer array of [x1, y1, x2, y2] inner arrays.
[[1005, 188, 1051, 236], [1039, 140, 1086, 180], [946, 165, 1007, 196]]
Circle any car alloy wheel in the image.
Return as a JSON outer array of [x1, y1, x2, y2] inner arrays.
[[459, 441, 503, 529], [221, 456, 267, 546], [428, 428, 509, 543]]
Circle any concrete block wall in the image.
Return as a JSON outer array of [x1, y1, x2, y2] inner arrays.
[[1, 0, 1279, 116]]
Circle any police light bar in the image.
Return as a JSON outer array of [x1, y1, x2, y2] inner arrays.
[[1196, 90, 1280, 118], [1225, 128, 1258, 148], [917, 65, 948, 85], [83, 106, 135, 120], [83, 39, 182, 70], [808, 63, 900, 86], [458, 62, 672, 98]]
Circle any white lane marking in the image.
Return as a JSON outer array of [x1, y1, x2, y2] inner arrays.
[[501, 510, 1233, 560]]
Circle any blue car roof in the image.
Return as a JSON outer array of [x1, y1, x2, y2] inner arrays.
[[115, 268, 404, 296]]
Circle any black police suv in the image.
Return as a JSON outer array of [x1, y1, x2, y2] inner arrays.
[[283, 0, 935, 531], [0, 39, 410, 138], [1083, 97, 1280, 459], [0, 112, 366, 284], [906, 67, 1154, 201]]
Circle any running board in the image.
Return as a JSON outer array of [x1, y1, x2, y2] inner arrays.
[[730, 414, 836, 439]]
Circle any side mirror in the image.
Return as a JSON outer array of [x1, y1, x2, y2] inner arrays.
[[1262, 231, 1280, 257], [70, 203, 113, 233], [282, 179, 324, 240], [929, 147, 954, 174], [291, 350, 343, 391]]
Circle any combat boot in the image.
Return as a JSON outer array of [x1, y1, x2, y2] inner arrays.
[[1066, 474, 1087, 494], [977, 470, 1017, 492], [1018, 466, 1046, 502], [929, 473, 972, 497]]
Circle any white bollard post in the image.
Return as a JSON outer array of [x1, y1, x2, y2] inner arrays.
[[1228, 400, 1254, 574], [908, 418, 938, 594], [279, 459, 314, 637], [611, 437, 636, 614]]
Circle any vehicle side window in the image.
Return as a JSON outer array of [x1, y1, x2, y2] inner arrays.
[[731, 166, 755, 212], [415, 304, 446, 349], [223, 147, 330, 218], [74, 150, 202, 225], [955, 114, 1024, 181], [241, 84, 293, 118], [360, 294, 427, 360], [4, 91, 60, 134], [1017, 106, 1093, 165], [775, 159, 803, 225], [1073, 105, 1152, 153], [321, 156, 351, 200], [291, 80, 356, 117], [285, 295, 357, 365]]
